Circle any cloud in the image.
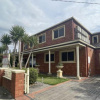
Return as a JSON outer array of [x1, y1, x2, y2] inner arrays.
[[0, 0, 100, 50]]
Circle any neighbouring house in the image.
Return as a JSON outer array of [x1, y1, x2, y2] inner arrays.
[[21, 17, 100, 78]]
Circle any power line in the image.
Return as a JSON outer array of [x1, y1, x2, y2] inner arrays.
[[52, 0, 100, 5]]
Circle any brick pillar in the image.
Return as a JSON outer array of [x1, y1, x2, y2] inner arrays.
[[11, 70, 25, 98], [0, 68, 8, 86], [0, 69, 4, 86]]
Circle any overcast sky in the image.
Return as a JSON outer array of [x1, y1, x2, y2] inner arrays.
[[0, 0, 100, 51]]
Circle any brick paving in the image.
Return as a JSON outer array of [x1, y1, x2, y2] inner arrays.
[[27, 77, 100, 100], [1, 77, 100, 100]]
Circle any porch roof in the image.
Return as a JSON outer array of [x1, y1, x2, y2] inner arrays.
[[22, 39, 96, 54]]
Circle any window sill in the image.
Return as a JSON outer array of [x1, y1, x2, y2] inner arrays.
[[44, 61, 55, 63], [39, 41, 46, 44], [61, 61, 76, 63], [52, 36, 65, 40]]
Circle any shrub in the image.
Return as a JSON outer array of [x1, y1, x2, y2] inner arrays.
[[29, 68, 38, 84], [13, 67, 38, 84]]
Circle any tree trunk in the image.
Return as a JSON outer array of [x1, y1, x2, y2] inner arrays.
[[25, 52, 31, 68], [20, 53, 23, 69], [12, 43, 16, 68], [19, 40, 21, 69], [24, 43, 36, 68]]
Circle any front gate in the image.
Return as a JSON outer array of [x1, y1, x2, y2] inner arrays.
[[24, 68, 29, 94]]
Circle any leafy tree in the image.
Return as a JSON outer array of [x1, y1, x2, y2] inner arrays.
[[0, 34, 11, 53], [10, 25, 25, 68]]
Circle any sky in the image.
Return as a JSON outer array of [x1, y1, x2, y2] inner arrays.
[[0, 0, 100, 51]]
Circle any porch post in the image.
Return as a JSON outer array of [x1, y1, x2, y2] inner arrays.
[[32, 53, 33, 68], [76, 45, 81, 79], [48, 50, 51, 74]]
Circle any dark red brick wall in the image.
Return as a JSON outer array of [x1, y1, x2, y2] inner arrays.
[[21, 19, 74, 52], [1, 71, 25, 98], [87, 47, 95, 76], [80, 47, 87, 77], [36, 47, 89, 77], [11, 73, 24, 98], [38, 20, 74, 48], [95, 49, 100, 74], [0, 69, 4, 86], [2, 78, 11, 92], [36, 51, 77, 76]]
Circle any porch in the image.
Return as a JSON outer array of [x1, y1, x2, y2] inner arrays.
[[22, 42, 87, 79]]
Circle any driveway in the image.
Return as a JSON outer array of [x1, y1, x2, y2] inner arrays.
[[26, 77, 100, 100]]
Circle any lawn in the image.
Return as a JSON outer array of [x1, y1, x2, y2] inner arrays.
[[37, 74, 69, 85]]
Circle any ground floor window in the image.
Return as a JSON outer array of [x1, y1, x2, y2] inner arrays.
[[45, 53, 55, 63], [61, 50, 75, 62]]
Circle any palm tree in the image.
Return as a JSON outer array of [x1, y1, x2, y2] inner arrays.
[[0, 34, 11, 54], [9, 25, 25, 68], [24, 35, 38, 68], [22, 33, 30, 44], [0, 45, 6, 54], [20, 33, 30, 68], [29, 36, 38, 48]]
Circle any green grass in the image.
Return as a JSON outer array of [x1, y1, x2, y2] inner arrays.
[[37, 74, 69, 85]]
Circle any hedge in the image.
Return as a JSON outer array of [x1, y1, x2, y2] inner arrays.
[[21, 68, 38, 84], [29, 68, 38, 84]]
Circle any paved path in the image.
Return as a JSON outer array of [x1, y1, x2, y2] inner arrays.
[[2, 77, 100, 100], [0, 86, 14, 100], [26, 77, 100, 100]]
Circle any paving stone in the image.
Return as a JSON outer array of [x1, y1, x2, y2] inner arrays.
[[32, 77, 100, 100]]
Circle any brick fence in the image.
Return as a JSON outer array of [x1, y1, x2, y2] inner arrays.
[[0, 68, 25, 98]]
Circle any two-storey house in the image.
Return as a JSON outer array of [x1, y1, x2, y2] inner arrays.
[[21, 17, 100, 78]]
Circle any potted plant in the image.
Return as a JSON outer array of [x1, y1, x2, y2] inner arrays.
[[56, 62, 64, 78], [35, 63, 40, 67], [56, 62, 64, 69]]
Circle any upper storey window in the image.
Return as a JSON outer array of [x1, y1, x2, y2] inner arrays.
[[53, 25, 65, 39], [76, 26, 90, 44], [92, 35, 98, 44], [39, 34, 46, 44]]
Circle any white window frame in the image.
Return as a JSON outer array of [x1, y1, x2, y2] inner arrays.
[[92, 35, 98, 44], [60, 49, 75, 63], [77, 26, 81, 32], [52, 25, 65, 40], [38, 33, 46, 44], [44, 52, 55, 63]]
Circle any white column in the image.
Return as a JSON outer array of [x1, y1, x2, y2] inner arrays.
[[48, 50, 51, 74], [32, 53, 33, 68], [76, 45, 81, 80]]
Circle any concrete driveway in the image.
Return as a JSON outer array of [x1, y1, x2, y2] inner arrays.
[[26, 77, 100, 100]]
